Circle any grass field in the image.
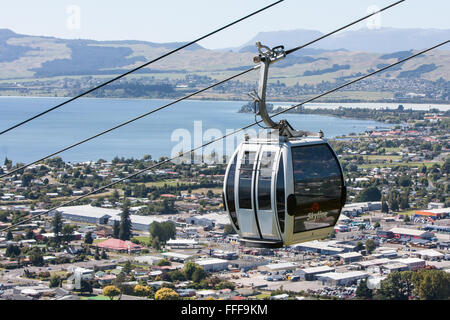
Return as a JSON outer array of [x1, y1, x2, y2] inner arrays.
[[81, 295, 110, 300], [359, 161, 441, 169], [365, 155, 402, 161]]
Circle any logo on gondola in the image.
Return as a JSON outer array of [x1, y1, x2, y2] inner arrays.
[[311, 202, 320, 213], [307, 203, 327, 221]]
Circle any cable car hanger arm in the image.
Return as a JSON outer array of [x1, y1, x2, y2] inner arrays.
[[250, 0, 406, 136]]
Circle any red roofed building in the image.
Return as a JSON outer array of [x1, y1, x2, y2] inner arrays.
[[94, 238, 143, 253], [160, 194, 177, 199]]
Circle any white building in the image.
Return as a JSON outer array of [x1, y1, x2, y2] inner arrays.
[[195, 258, 229, 272], [317, 271, 369, 286], [294, 266, 335, 281]]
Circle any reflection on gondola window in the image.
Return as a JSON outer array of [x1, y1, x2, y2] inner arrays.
[[291, 144, 343, 233]]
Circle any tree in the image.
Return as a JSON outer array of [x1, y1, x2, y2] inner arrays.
[[134, 284, 152, 297], [113, 220, 120, 239], [154, 287, 179, 300], [123, 260, 132, 274], [84, 232, 93, 245], [29, 250, 44, 266], [6, 230, 13, 241], [381, 199, 389, 213], [52, 211, 63, 244], [62, 224, 75, 243], [355, 186, 381, 202], [80, 280, 93, 295], [103, 285, 121, 300], [192, 268, 207, 283], [355, 279, 373, 299], [49, 275, 61, 288], [355, 241, 364, 252], [149, 221, 176, 244], [5, 244, 21, 258], [119, 201, 132, 241], [365, 239, 376, 254], [412, 269, 450, 300], [377, 271, 414, 300]]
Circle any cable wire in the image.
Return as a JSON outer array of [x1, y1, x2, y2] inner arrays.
[[1, 39, 447, 233], [0, 0, 284, 136], [0, 0, 405, 180]]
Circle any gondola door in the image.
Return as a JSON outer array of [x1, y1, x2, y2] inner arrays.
[[235, 144, 261, 239], [254, 145, 282, 241]]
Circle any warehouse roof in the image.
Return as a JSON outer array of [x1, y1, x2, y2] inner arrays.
[[389, 227, 428, 237], [57, 205, 120, 218]]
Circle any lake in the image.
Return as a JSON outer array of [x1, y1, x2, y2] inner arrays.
[[0, 96, 406, 164]]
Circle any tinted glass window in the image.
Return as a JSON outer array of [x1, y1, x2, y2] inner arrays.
[[291, 144, 343, 233], [257, 151, 276, 210], [276, 155, 285, 233], [239, 151, 256, 209], [226, 153, 239, 229]]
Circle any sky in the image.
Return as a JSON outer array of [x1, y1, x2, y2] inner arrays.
[[0, 0, 449, 49]]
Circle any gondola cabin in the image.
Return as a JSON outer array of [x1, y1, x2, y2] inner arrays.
[[223, 135, 346, 248]]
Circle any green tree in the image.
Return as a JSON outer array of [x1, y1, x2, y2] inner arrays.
[[149, 221, 176, 244], [377, 271, 414, 300], [84, 232, 93, 245], [113, 220, 120, 239], [80, 280, 93, 295], [52, 211, 63, 244], [355, 241, 364, 251], [119, 201, 132, 241], [355, 186, 381, 202], [62, 224, 75, 243], [6, 230, 13, 241], [123, 260, 132, 274], [365, 239, 376, 254], [29, 250, 44, 266], [49, 275, 61, 288], [355, 279, 373, 299], [5, 244, 21, 257], [412, 269, 450, 300], [192, 268, 207, 283]]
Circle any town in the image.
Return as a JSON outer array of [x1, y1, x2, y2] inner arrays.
[[0, 107, 449, 300]]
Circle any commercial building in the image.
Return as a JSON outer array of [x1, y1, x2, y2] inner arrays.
[[195, 258, 229, 272], [341, 202, 382, 217], [392, 258, 426, 271], [317, 271, 369, 286], [389, 227, 434, 241], [162, 252, 193, 263], [338, 252, 363, 264], [414, 249, 444, 261], [166, 239, 199, 249], [108, 214, 169, 232], [414, 208, 449, 220], [259, 262, 297, 273], [294, 266, 335, 281], [52, 205, 120, 225]]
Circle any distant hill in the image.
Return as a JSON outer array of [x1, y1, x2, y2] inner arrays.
[[235, 27, 450, 53], [0, 29, 204, 78], [0, 28, 449, 84]]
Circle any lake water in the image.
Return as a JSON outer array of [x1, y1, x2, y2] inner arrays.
[[0, 96, 408, 164]]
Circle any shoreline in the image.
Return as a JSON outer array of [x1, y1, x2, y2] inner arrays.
[[0, 94, 449, 109]]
